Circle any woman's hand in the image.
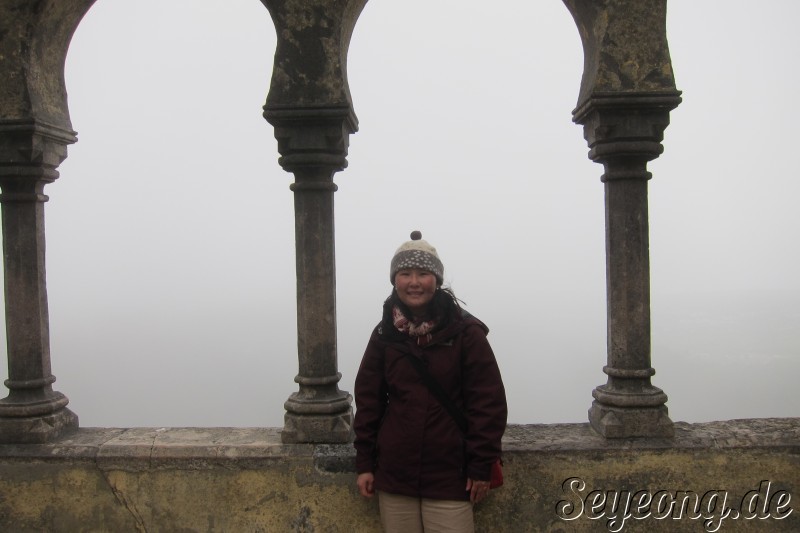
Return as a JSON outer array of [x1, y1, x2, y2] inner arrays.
[[357, 472, 375, 498], [466, 478, 491, 504]]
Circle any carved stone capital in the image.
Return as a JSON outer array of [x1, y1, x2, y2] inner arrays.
[[261, 0, 365, 179], [0, 120, 77, 190], [264, 105, 356, 176], [564, 0, 681, 182], [573, 92, 681, 181]]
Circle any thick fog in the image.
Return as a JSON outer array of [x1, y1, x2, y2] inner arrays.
[[1, 0, 797, 427]]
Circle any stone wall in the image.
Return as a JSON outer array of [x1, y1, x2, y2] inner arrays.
[[1, 418, 797, 532]]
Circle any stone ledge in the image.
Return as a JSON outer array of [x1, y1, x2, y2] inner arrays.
[[1, 418, 797, 466], [1, 418, 798, 532], [503, 418, 800, 452]]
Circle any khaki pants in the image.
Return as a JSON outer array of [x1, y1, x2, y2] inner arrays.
[[378, 491, 474, 533]]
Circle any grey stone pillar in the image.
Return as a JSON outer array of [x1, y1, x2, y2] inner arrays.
[[261, 0, 367, 443], [563, 0, 680, 437], [0, 122, 79, 443], [0, 0, 96, 443]]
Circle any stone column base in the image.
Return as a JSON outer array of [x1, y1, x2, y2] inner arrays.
[[281, 408, 354, 444], [0, 407, 78, 444], [588, 401, 673, 438], [282, 389, 354, 444]]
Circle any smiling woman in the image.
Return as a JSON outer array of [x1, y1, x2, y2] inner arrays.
[[354, 231, 507, 531]]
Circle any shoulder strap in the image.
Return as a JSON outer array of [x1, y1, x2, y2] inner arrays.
[[402, 350, 468, 434], [381, 316, 472, 434]]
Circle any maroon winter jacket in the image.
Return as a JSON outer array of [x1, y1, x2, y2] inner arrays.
[[353, 311, 507, 501]]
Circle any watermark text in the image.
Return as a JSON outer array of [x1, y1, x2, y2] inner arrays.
[[555, 477, 792, 532]]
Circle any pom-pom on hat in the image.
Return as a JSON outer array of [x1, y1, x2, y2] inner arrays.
[[390, 231, 444, 286]]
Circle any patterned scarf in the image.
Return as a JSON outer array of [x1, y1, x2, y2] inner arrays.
[[392, 305, 436, 345]]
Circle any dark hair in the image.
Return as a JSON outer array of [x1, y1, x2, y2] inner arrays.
[[382, 287, 462, 332]]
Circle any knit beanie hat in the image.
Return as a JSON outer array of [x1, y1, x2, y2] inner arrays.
[[390, 231, 444, 286]]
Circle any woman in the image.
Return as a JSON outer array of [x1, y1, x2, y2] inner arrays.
[[354, 231, 507, 533]]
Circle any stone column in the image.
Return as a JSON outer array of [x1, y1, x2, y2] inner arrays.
[[0, 122, 79, 443], [0, 0, 95, 443], [563, 0, 680, 437], [261, 0, 367, 443]]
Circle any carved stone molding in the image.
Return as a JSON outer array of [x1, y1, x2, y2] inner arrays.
[[574, 92, 682, 182], [264, 105, 357, 177]]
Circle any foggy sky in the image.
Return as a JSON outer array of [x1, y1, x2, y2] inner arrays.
[[1, 0, 797, 427]]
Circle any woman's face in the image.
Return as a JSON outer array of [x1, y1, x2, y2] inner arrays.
[[394, 268, 438, 317]]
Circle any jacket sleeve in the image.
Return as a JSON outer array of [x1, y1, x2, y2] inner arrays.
[[461, 323, 508, 481], [353, 333, 388, 474]]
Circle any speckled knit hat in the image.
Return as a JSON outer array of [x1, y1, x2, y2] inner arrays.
[[390, 231, 444, 285]]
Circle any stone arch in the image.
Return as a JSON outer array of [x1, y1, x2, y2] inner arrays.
[[0, 0, 681, 443], [0, 0, 282, 440], [262, 0, 681, 442], [48, 0, 289, 428]]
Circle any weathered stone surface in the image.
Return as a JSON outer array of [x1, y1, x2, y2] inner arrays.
[[260, 0, 368, 109], [1, 420, 797, 531], [260, 0, 366, 443], [0, 0, 97, 125], [562, 0, 677, 106], [563, 0, 682, 438]]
